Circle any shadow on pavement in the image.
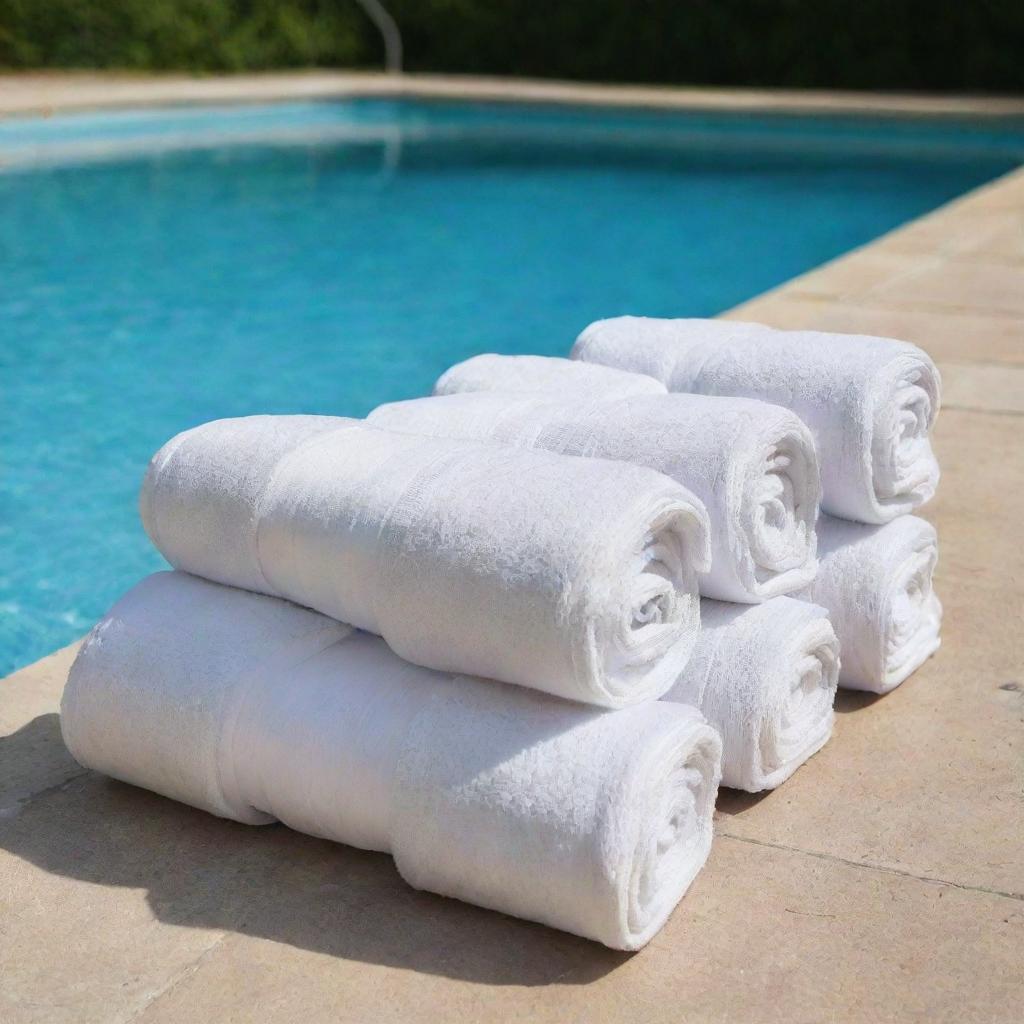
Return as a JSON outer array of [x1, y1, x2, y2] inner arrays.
[[0, 713, 628, 987]]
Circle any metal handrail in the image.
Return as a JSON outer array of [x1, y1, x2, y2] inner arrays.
[[353, 0, 403, 74]]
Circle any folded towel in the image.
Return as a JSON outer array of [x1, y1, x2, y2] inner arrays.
[[140, 415, 710, 708], [802, 514, 941, 693], [62, 571, 723, 950], [666, 598, 838, 791], [572, 317, 940, 525], [370, 391, 819, 604], [434, 353, 666, 399]]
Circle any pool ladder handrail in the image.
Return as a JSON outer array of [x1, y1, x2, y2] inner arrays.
[[354, 0, 403, 74]]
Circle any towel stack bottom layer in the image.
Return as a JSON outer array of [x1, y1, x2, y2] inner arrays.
[[669, 597, 839, 792], [803, 515, 942, 693], [62, 571, 723, 951]]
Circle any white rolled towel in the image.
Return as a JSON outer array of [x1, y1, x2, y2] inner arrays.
[[61, 572, 723, 950], [140, 415, 710, 708], [434, 353, 666, 399], [369, 391, 820, 604], [803, 514, 941, 693], [666, 598, 839, 791], [572, 317, 940, 525]]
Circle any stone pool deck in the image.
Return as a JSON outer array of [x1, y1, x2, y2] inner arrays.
[[2, 73, 1022, 1024], [5, 70, 1024, 118]]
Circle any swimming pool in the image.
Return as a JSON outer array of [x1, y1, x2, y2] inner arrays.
[[2, 97, 1023, 674]]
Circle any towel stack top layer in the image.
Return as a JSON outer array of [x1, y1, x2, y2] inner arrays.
[[62, 571, 723, 950], [572, 316, 940, 525], [370, 390, 820, 604], [140, 414, 711, 708], [434, 353, 666, 399]]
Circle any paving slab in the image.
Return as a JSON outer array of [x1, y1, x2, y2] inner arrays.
[[938, 363, 1024, 414], [1, 74, 1023, 1023], [769, 249, 934, 302], [725, 293, 1024, 367], [866, 259, 1024, 318], [873, 206, 1024, 262], [0, 644, 82, 810], [129, 838, 1023, 1024]]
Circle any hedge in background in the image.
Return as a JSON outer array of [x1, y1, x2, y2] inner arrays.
[[1, 0, 1022, 93], [0, 1, 366, 70]]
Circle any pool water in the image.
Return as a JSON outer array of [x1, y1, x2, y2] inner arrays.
[[2, 98, 1023, 674]]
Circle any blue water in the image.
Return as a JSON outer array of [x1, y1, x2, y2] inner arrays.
[[2, 98, 1023, 673]]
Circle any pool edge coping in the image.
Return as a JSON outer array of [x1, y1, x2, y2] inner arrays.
[[3, 70, 1024, 121]]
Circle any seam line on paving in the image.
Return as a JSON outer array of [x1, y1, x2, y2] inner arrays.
[[124, 932, 231, 1024], [937, 358, 1024, 370], [937, 404, 1024, 418], [718, 831, 1024, 902], [850, 300, 1024, 319], [881, 253, 1024, 270], [740, 290, 1024, 324], [0, 767, 91, 817], [783, 293, 1024, 318]]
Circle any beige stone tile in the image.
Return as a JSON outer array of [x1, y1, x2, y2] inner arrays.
[[724, 293, 1024, 366], [778, 249, 930, 301], [0, 771, 237, 1024], [0, 642, 76, 732], [937, 361, 1024, 414], [872, 208, 1020, 261], [969, 215, 1024, 263], [865, 258, 1024, 317], [926, 409, 1024, 586], [0, 647, 266, 1024], [0, 642, 82, 808], [129, 836, 1023, 1024]]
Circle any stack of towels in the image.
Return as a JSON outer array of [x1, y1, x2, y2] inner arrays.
[[60, 316, 942, 951]]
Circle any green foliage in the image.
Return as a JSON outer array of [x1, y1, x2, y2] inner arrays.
[[1, 0, 1022, 93], [0, 1, 370, 71]]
